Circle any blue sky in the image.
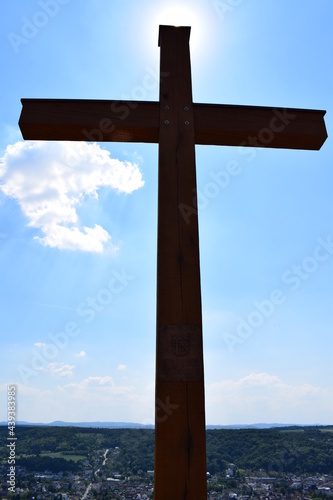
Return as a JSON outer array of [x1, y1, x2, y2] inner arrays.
[[0, 0, 332, 425]]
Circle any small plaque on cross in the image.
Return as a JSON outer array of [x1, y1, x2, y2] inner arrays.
[[158, 324, 204, 381]]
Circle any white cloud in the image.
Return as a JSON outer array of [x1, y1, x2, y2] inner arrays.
[[0, 141, 144, 252], [75, 350, 86, 358], [60, 376, 134, 397], [34, 342, 47, 348], [2, 372, 331, 425], [206, 372, 331, 425], [56, 376, 153, 422], [0, 378, 152, 423], [117, 364, 127, 371], [43, 362, 75, 377]]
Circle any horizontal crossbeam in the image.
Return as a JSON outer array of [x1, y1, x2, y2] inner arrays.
[[194, 103, 327, 150], [19, 99, 160, 143], [19, 98, 327, 150]]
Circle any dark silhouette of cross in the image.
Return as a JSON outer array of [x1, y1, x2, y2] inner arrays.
[[19, 25, 327, 499]]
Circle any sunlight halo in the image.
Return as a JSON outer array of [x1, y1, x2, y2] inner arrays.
[[145, 4, 209, 62]]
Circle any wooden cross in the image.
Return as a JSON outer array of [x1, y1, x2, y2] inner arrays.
[[19, 25, 327, 499]]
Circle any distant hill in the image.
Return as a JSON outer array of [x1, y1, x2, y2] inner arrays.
[[0, 420, 154, 429], [0, 420, 308, 429], [206, 423, 299, 429]]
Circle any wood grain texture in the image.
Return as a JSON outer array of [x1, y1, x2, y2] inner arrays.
[[19, 98, 327, 150], [19, 99, 159, 143], [154, 25, 207, 499], [193, 103, 327, 150]]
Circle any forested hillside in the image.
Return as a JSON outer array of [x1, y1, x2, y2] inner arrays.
[[1, 425, 332, 475]]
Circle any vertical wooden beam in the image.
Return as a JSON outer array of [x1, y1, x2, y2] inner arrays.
[[154, 26, 207, 499]]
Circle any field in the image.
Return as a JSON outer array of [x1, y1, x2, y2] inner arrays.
[[41, 452, 87, 463]]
